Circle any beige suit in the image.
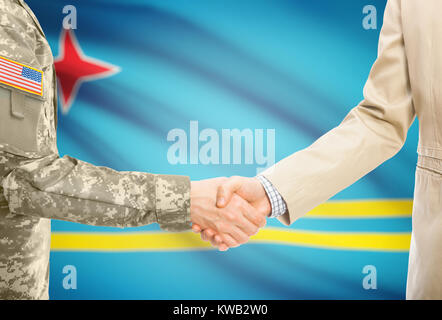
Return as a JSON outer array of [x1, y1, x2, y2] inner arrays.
[[263, 0, 442, 299]]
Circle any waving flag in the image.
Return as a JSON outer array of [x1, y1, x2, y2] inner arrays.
[[24, 0, 416, 300]]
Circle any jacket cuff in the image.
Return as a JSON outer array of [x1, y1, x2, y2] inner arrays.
[[155, 175, 191, 232]]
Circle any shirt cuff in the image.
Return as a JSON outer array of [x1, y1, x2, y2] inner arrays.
[[256, 175, 287, 218]]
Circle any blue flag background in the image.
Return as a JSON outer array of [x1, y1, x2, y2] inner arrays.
[[26, 0, 417, 299]]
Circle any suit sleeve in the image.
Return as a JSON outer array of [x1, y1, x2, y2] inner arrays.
[[262, 0, 416, 225]]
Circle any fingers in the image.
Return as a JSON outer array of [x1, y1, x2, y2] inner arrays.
[[190, 197, 246, 250], [214, 234, 223, 244], [219, 232, 241, 248], [237, 197, 266, 230], [206, 230, 225, 248], [233, 208, 260, 236], [192, 177, 267, 251], [200, 195, 266, 250], [201, 229, 230, 251], [194, 223, 225, 249], [201, 228, 215, 241], [227, 195, 266, 233], [214, 219, 249, 245], [216, 176, 243, 208], [218, 243, 229, 251]]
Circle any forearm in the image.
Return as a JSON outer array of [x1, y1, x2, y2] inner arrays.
[[2, 154, 191, 231], [262, 103, 415, 225]]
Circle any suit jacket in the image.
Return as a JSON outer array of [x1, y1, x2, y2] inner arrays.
[[263, 0, 442, 299]]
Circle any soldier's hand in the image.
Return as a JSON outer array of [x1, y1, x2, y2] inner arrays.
[[190, 178, 266, 250]]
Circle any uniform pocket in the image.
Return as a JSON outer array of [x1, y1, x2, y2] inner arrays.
[[0, 85, 44, 154]]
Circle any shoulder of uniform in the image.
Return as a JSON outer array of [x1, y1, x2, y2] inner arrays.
[[0, 6, 39, 69], [0, 0, 36, 32]]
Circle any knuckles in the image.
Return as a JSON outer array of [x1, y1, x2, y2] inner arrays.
[[253, 215, 266, 228], [239, 234, 250, 244], [249, 226, 259, 236], [214, 220, 228, 232]]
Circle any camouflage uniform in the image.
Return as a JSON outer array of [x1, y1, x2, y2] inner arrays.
[[0, 0, 191, 299]]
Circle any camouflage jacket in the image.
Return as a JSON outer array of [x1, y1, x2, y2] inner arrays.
[[0, 0, 191, 300]]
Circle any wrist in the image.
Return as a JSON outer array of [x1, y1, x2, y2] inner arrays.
[[189, 181, 199, 221], [254, 176, 272, 217], [253, 177, 272, 217], [261, 194, 272, 217]]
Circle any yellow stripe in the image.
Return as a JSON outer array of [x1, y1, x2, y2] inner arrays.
[[51, 231, 213, 251], [50, 200, 413, 252], [304, 199, 412, 218], [51, 229, 411, 252], [252, 229, 410, 251]]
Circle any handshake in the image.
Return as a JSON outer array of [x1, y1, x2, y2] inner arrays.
[[190, 176, 272, 251]]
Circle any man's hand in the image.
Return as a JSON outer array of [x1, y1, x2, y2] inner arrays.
[[192, 176, 271, 250], [217, 176, 271, 215], [190, 178, 266, 250]]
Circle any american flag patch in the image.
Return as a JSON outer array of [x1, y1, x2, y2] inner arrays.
[[0, 55, 43, 96]]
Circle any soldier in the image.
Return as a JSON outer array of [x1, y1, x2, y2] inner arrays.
[[0, 0, 267, 299]]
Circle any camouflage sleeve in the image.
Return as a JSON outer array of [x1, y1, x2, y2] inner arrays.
[[2, 154, 191, 232]]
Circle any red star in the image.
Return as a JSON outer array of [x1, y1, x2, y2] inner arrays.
[[54, 30, 120, 114]]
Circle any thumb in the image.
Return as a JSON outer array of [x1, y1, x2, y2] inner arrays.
[[192, 224, 202, 233], [216, 176, 242, 208]]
